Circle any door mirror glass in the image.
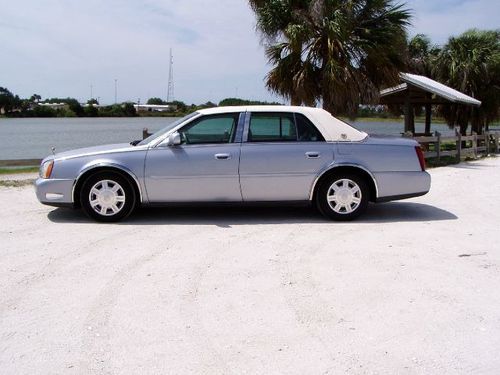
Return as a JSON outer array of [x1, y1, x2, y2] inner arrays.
[[165, 132, 182, 146]]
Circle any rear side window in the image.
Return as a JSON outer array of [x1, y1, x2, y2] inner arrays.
[[248, 112, 324, 142], [296, 113, 325, 141], [248, 113, 296, 142]]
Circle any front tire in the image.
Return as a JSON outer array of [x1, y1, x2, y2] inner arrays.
[[80, 171, 136, 222], [316, 173, 369, 221]]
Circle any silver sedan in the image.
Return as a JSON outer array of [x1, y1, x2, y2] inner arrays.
[[36, 106, 430, 221]]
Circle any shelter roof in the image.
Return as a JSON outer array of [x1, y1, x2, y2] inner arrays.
[[380, 73, 481, 106]]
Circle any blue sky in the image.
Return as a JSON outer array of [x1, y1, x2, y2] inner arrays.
[[0, 0, 498, 105]]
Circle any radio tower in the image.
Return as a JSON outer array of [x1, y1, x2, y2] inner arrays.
[[167, 48, 174, 102]]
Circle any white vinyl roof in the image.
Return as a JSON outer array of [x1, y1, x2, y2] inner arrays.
[[380, 73, 481, 106], [198, 105, 367, 142]]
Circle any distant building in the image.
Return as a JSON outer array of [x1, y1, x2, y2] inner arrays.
[[38, 103, 69, 110], [134, 104, 176, 112]]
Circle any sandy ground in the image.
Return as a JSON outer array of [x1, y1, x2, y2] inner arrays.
[[1, 158, 499, 374]]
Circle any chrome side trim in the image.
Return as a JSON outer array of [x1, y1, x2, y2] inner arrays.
[[72, 163, 143, 204], [308, 163, 379, 200]]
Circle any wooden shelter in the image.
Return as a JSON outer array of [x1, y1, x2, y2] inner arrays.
[[379, 73, 481, 135]]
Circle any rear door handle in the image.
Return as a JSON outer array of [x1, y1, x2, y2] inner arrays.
[[215, 153, 231, 160], [305, 152, 320, 158]]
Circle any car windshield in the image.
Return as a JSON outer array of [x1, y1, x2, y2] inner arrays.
[[137, 112, 199, 146]]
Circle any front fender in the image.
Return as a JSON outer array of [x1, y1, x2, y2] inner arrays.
[[72, 160, 144, 203]]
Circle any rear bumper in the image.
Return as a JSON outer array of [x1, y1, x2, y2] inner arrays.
[[374, 171, 431, 201], [376, 191, 428, 203], [35, 178, 74, 208]]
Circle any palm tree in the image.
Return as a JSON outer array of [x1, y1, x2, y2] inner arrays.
[[250, 0, 412, 115], [433, 29, 500, 134], [407, 34, 440, 76]]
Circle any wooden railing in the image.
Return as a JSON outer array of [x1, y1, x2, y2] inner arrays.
[[410, 130, 500, 161]]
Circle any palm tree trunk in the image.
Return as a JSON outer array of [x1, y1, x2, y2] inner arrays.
[[290, 94, 301, 106], [321, 87, 336, 115]]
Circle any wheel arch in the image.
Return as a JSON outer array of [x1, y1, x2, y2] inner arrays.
[[310, 164, 378, 202], [72, 163, 142, 208]]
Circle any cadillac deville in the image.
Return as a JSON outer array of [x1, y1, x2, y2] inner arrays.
[[36, 106, 431, 222]]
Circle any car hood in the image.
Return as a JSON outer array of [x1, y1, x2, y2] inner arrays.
[[53, 143, 144, 161]]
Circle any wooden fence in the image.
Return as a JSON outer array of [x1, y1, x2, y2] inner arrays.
[[411, 130, 500, 161]]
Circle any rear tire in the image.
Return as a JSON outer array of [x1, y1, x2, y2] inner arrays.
[[80, 171, 136, 222], [316, 173, 369, 221]]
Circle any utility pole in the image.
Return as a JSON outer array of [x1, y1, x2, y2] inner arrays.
[[90, 84, 93, 100], [167, 48, 174, 102], [114, 79, 118, 104]]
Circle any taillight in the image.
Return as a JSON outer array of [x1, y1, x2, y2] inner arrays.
[[415, 146, 426, 171]]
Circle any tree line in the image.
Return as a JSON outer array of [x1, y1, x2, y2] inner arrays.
[[0, 89, 137, 118], [0, 89, 282, 118]]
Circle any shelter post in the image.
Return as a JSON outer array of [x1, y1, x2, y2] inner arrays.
[[404, 92, 415, 134], [425, 99, 432, 134]]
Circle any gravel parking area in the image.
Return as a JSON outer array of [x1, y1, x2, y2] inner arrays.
[[1, 158, 499, 374]]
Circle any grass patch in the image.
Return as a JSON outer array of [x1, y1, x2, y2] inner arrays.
[[426, 156, 460, 168], [0, 167, 39, 175], [0, 179, 35, 187]]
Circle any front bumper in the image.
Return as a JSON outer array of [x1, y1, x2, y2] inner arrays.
[[35, 178, 75, 207]]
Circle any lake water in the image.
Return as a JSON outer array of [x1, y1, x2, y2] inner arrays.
[[0, 116, 487, 160]]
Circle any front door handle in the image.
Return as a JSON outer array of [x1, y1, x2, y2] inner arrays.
[[215, 153, 231, 160], [305, 151, 320, 159]]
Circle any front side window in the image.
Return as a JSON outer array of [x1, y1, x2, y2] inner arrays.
[[180, 114, 238, 144]]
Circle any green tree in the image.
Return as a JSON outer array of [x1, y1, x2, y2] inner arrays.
[[147, 97, 167, 105], [122, 102, 137, 116], [0, 87, 21, 113], [29, 94, 42, 103], [198, 101, 217, 109], [250, 0, 412, 115], [433, 29, 500, 134], [169, 100, 188, 112], [219, 97, 282, 106], [87, 98, 99, 105], [32, 105, 57, 117], [84, 104, 99, 117], [407, 34, 440, 76], [44, 97, 84, 116]]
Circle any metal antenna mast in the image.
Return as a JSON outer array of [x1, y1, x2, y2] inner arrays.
[[167, 48, 174, 102]]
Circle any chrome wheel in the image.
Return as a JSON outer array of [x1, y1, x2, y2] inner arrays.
[[327, 178, 362, 214], [89, 180, 126, 216]]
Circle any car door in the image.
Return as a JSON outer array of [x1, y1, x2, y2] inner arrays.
[[144, 113, 243, 202], [239, 112, 334, 201]]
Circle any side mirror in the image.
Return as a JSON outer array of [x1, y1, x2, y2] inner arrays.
[[166, 132, 182, 146]]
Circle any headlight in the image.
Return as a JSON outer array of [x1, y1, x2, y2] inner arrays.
[[40, 160, 54, 179]]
